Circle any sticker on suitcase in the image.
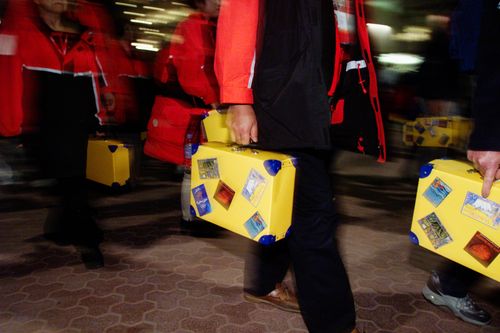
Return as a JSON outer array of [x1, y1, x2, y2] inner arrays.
[[198, 158, 220, 179], [461, 192, 499, 229], [214, 180, 235, 210], [464, 231, 499, 267], [242, 169, 268, 207], [244, 212, 267, 238], [192, 184, 212, 216], [418, 212, 453, 249], [423, 177, 452, 207]]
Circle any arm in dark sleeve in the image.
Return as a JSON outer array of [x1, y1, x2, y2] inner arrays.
[[468, 1, 500, 151]]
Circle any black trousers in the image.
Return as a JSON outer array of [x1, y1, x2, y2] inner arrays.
[[436, 262, 481, 298], [244, 150, 356, 333]]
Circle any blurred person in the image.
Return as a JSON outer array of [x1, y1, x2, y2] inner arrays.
[[144, 0, 221, 230], [0, 0, 123, 268], [215, 1, 385, 332], [412, 11, 465, 172], [421, 0, 499, 326], [416, 16, 462, 118]]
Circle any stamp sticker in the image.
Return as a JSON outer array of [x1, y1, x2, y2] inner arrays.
[[192, 184, 212, 216], [438, 134, 450, 145], [423, 177, 452, 207], [244, 212, 267, 239], [213, 180, 235, 210], [461, 192, 499, 229], [242, 169, 268, 207], [464, 232, 499, 267], [198, 158, 220, 179], [418, 212, 453, 249], [437, 119, 449, 128]]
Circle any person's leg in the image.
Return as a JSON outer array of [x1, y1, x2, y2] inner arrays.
[[243, 239, 290, 295], [181, 170, 193, 222], [243, 236, 299, 312], [422, 262, 491, 326], [58, 176, 102, 245], [288, 150, 356, 333], [436, 262, 480, 297]]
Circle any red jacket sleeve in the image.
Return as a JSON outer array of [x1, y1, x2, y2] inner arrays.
[[215, 0, 259, 104], [171, 15, 220, 105], [0, 32, 23, 137]]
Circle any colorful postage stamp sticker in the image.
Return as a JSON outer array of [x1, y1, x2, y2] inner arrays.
[[192, 184, 212, 216], [464, 231, 499, 267], [213, 180, 235, 210], [198, 158, 220, 179], [418, 212, 453, 249], [461, 192, 499, 229], [242, 169, 268, 207], [423, 177, 452, 207], [244, 212, 267, 239]]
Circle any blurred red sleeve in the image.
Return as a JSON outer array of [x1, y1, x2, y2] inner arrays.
[[0, 32, 24, 136], [171, 15, 220, 105], [214, 0, 259, 104]]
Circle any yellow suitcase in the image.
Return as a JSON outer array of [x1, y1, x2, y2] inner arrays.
[[86, 139, 132, 187], [402, 117, 473, 150], [410, 159, 499, 282], [190, 142, 296, 244], [201, 110, 232, 143]]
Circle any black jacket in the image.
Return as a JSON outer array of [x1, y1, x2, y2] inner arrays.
[[252, 0, 385, 161], [469, 0, 500, 151], [253, 0, 334, 150]]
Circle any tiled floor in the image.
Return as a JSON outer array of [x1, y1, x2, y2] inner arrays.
[[0, 140, 498, 333]]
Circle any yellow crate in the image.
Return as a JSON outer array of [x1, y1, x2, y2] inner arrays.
[[202, 110, 232, 143], [402, 117, 473, 149], [410, 159, 499, 282], [190, 142, 296, 244], [86, 139, 131, 187]]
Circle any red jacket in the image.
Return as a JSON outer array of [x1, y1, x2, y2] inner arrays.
[[0, 0, 136, 136], [144, 13, 219, 165], [215, 0, 386, 161], [155, 13, 219, 104]]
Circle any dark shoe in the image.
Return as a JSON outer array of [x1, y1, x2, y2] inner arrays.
[[422, 271, 491, 326], [244, 283, 300, 313], [79, 245, 104, 269]]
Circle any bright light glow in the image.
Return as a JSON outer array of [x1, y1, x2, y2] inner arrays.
[[115, 2, 137, 8], [167, 9, 189, 17], [136, 38, 157, 44], [144, 6, 166, 11], [152, 14, 177, 20], [393, 26, 431, 42], [378, 53, 424, 66], [367, 23, 392, 35], [131, 43, 159, 52], [139, 27, 160, 32], [144, 31, 167, 37], [172, 2, 188, 6], [426, 14, 450, 24], [130, 19, 153, 25], [123, 11, 146, 17]]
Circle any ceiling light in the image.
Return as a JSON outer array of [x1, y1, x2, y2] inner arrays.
[[130, 19, 153, 25], [378, 53, 424, 66], [115, 2, 137, 8], [123, 11, 146, 17], [144, 6, 166, 11]]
